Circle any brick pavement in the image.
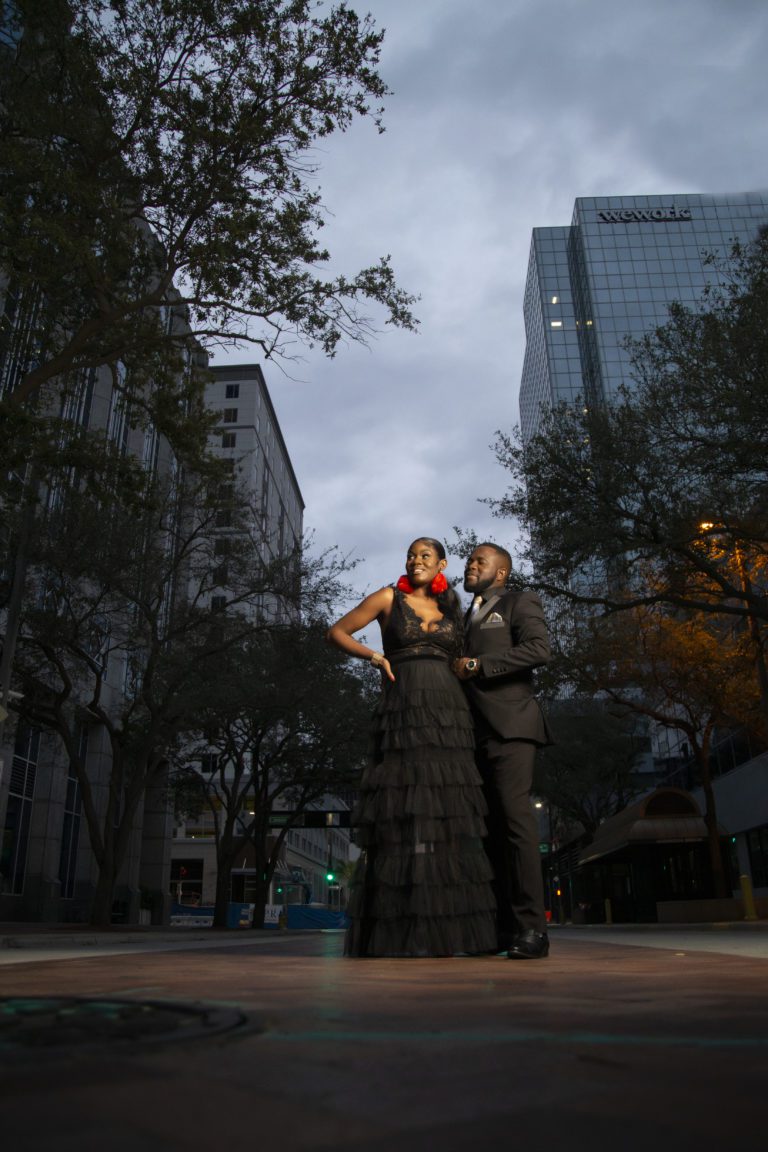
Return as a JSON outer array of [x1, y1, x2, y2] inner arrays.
[[1, 925, 766, 1151]]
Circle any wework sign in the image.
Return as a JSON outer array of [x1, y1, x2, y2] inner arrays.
[[597, 206, 692, 224]]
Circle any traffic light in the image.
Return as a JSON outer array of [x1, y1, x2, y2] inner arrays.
[[276, 885, 283, 895], [326, 869, 335, 882]]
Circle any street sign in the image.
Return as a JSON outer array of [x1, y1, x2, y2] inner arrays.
[[268, 810, 351, 828]]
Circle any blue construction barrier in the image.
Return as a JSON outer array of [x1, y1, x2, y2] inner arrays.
[[170, 902, 347, 930], [170, 903, 214, 927], [285, 905, 348, 930]]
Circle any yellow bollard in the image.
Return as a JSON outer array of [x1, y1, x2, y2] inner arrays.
[[604, 897, 613, 925], [739, 874, 758, 921]]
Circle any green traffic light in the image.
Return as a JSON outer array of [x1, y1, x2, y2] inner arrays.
[[326, 872, 335, 882]]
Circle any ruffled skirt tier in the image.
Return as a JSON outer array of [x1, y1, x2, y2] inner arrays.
[[345, 657, 496, 957]]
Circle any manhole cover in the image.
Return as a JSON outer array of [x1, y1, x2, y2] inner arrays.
[[0, 997, 248, 1052]]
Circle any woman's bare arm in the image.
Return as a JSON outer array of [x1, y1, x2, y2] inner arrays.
[[326, 586, 396, 681]]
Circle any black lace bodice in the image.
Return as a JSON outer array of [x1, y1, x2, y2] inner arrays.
[[382, 588, 463, 660]]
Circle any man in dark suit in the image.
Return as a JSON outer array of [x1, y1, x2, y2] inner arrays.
[[454, 543, 552, 959]]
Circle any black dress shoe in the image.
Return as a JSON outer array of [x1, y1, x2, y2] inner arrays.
[[506, 930, 549, 959]]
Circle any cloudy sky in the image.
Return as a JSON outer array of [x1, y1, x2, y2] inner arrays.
[[211, 0, 768, 607]]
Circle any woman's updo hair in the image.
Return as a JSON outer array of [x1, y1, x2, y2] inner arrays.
[[409, 537, 463, 622]]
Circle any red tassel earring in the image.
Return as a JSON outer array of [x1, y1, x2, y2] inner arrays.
[[397, 573, 448, 594]]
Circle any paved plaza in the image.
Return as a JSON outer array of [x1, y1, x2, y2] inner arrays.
[[1, 922, 767, 1151]]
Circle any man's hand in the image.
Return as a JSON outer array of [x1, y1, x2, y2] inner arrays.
[[453, 657, 480, 681]]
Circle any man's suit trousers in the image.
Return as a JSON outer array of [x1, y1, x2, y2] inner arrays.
[[475, 733, 546, 938]]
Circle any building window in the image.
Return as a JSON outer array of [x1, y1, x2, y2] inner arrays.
[[171, 859, 204, 906], [222, 408, 238, 423], [225, 384, 240, 399], [142, 424, 159, 474], [222, 432, 236, 448], [58, 729, 86, 899], [61, 368, 95, 429], [0, 725, 40, 895], [278, 505, 286, 554], [211, 595, 227, 612], [0, 282, 42, 398], [106, 363, 130, 452]]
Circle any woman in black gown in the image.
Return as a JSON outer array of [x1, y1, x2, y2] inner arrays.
[[326, 537, 496, 957]]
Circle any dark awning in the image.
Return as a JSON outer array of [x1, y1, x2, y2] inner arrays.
[[579, 787, 712, 865]]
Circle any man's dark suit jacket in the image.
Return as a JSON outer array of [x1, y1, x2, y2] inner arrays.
[[463, 589, 552, 746]]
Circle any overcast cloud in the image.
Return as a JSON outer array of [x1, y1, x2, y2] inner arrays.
[[211, 0, 768, 606]]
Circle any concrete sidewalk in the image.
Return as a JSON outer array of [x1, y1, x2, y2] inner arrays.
[[2, 916, 767, 960], [0, 920, 284, 962], [1, 924, 767, 1151]]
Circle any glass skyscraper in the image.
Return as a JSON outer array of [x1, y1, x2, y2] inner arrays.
[[520, 191, 768, 441]]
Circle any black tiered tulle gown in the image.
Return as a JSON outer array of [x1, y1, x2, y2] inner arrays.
[[345, 589, 497, 957]]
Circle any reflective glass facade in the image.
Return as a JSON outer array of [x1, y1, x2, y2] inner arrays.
[[520, 192, 768, 442]]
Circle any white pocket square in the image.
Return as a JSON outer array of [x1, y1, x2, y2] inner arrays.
[[486, 612, 504, 623]]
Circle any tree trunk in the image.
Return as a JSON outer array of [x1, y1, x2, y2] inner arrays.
[[90, 865, 119, 927], [213, 856, 232, 928], [86, 764, 144, 926], [248, 874, 270, 933], [249, 827, 271, 930], [697, 735, 728, 900]]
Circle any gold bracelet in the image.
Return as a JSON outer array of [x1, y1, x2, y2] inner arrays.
[[370, 652, 385, 668]]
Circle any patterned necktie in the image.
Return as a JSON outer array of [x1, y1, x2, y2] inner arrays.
[[469, 595, 483, 618]]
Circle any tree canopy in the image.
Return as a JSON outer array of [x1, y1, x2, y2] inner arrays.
[[0, 0, 418, 407], [535, 698, 648, 842], [549, 601, 766, 897], [178, 622, 375, 926]]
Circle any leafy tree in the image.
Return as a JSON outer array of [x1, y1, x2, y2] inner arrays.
[[492, 231, 768, 629], [535, 698, 648, 842], [1, 1, 417, 766], [560, 604, 765, 898], [177, 623, 376, 929], [447, 527, 528, 590], [0, 329, 222, 759], [0, 0, 418, 410], [10, 466, 355, 924]]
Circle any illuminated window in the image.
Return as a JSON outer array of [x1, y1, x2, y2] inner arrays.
[[550, 320, 563, 328], [551, 295, 559, 304]]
